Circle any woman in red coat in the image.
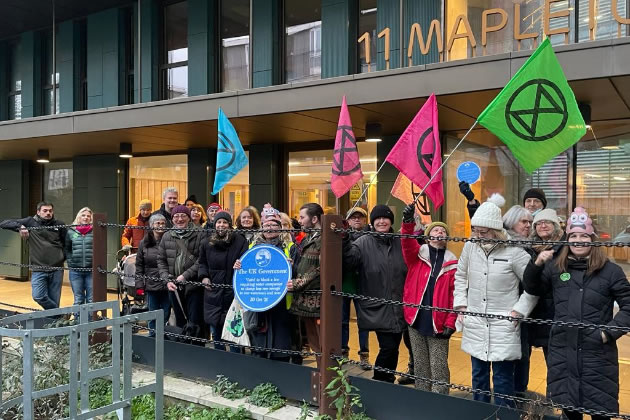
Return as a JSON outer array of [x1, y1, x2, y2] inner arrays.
[[401, 204, 458, 394]]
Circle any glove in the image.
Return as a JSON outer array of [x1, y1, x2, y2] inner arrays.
[[458, 181, 475, 202], [439, 327, 455, 339], [135, 288, 145, 296], [402, 203, 416, 223]]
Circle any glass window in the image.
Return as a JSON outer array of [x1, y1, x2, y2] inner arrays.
[[41, 29, 59, 115], [123, 7, 135, 105], [218, 151, 250, 214], [7, 39, 22, 120], [578, 0, 629, 41], [128, 155, 188, 217], [358, 0, 377, 73], [288, 143, 377, 218], [43, 162, 73, 225], [161, 1, 188, 99], [221, 0, 250, 91], [285, 0, 321, 83], [78, 20, 88, 111], [443, 131, 569, 256], [445, 0, 575, 61]]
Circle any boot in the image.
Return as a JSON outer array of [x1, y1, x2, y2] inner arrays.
[[397, 363, 415, 385], [358, 352, 371, 370]]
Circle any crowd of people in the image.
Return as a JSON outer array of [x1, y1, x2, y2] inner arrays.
[[1, 184, 629, 418]]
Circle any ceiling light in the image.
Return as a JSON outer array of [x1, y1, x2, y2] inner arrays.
[[365, 123, 382, 143], [288, 173, 310, 177], [602, 145, 620, 150], [288, 161, 300, 166], [585, 173, 602, 178], [613, 176, 627, 181], [119, 142, 133, 158], [36, 149, 50, 163]]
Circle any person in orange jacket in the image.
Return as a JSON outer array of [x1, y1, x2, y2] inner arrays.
[[121, 199, 152, 251]]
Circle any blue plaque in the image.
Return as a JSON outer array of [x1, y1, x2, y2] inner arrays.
[[456, 161, 481, 184], [233, 244, 292, 312]]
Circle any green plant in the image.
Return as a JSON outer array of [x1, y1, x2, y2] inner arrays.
[[212, 375, 251, 400], [324, 359, 373, 420], [299, 400, 314, 420], [248, 383, 286, 411]]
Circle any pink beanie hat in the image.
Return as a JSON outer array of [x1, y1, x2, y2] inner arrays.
[[566, 207, 595, 236]]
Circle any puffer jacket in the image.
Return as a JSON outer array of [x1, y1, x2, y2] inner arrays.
[[157, 227, 206, 290], [523, 258, 630, 413], [135, 232, 163, 292], [453, 241, 538, 361], [343, 230, 407, 333], [65, 228, 93, 268], [121, 215, 149, 248], [198, 231, 247, 329], [401, 222, 458, 333]]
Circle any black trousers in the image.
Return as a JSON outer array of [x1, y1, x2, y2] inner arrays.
[[171, 289, 205, 330], [373, 331, 403, 383]]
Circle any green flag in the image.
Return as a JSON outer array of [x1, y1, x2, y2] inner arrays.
[[478, 38, 586, 173]]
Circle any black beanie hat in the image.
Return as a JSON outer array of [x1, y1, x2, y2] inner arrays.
[[370, 204, 395, 225], [214, 211, 233, 227], [523, 188, 547, 209]]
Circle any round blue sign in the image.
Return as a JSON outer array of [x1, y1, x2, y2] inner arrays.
[[233, 244, 292, 312], [456, 161, 481, 184]]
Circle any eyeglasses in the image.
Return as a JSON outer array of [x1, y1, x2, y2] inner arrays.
[[471, 228, 491, 235], [536, 220, 553, 226], [172, 214, 189, 219], [519, 220, 533, 225]]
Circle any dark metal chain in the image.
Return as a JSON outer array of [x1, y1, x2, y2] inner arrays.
[[23, 223, 85, 231], [333, 356, 630, 419], [99, 222, 320, 235], [332, 291, 630, 333], [0, 260, 92, 272], [0, 301, 42, 312], [133, 323, 320, 358], [334, 227, 630, 248]]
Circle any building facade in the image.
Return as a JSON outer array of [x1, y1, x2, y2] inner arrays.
[[0, 0, 628, 287]]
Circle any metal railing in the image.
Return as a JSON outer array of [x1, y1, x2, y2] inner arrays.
[[0, 301, 164, 420]]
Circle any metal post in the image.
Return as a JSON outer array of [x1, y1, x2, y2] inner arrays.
[[137, 0, 142, 103], [318, 214, 343, 417], [154, 310, 164, 420], [22, 332, 34, 420], [92, 213, 108, 344], [122, 321, 133, 420], [52, 0, 56, 115]]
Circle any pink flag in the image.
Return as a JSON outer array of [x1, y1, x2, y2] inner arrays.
[[391, 173, 433, 225], [331, 96, 363, 198], [385, 94, 444, 208]]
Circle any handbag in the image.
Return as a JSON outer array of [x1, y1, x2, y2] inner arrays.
[[221, 299, 250, 346]]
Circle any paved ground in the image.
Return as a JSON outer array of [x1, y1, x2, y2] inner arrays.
[[1, 277, 629, 414]]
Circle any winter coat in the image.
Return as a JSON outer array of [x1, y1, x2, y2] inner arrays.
[[453, 242, 539, 361], [198, 231, 248, 330], [136, 232, 164, 292], [157, 228, 206, 287], [343, 231, 407, 333], [0, 216, 66, 270], [523, 258, 630, 413], [289, 232, 322, 318], [121, 215, 149, 248], [151, 204, 173, 228], [401, 222, 458, 334], [65, 228, 93, 268]]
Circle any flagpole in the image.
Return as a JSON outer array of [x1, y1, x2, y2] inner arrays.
[[412, 120, 479, 206], [348, 158, 388, 215]]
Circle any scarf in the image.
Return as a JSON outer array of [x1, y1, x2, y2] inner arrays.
[[137, 213, 150, 223], [76, 225, 93, 235]]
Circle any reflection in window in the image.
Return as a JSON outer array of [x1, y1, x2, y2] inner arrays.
[[578, 0, 629, 41], [285, 0, 321, 83], [128, 155, 188, 217], [358, 0, 377, 73], [7, 39, 21, 120], [42, 30, 59, 115], [162, 1, 188, 99], [43, 162, 73, 224], [218, 151, 249, 214], [221, 0, 250, 91], [288, 143, 377, 218]]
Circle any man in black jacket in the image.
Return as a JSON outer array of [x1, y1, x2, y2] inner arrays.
[[0, 201, 67, 309], [151, 187, 179, 228]]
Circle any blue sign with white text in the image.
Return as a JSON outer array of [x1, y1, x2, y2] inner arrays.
[[233, 245, 291, 312], [456, 161, 481, 184]]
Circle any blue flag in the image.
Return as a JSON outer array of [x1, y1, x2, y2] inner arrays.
[[212, 108, 248, 195]]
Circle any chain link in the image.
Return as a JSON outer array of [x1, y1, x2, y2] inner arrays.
[[133, 323, 320, 358], [0, 301, 42, 312], [332, 291, 630, 333], [334, 227, 630, 248], [332, 356, 630, 419], [0, 260, 92, 272], [99, 222, 320, 235], [23, 223, 85, 231]]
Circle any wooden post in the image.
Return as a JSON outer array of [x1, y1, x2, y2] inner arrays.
[[318, 214, 343, 417], [92, 213, 108, 330]]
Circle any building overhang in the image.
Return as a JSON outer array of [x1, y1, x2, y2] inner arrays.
[[0, 38, 629, 161]]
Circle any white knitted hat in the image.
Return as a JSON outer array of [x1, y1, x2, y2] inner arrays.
[[533, 208, 559, 226], [470, 193, 505, 230]]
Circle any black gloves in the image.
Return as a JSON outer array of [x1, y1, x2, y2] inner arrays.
[[402, 203, 416, 223], [458, 181, 475, 202], [439, 327, 455, 339]]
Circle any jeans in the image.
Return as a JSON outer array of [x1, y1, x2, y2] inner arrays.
[[69, 270, 93, 306], [471, 357, 516, 407], [373, 331, 403, 383], [341, 297, 369, 353], [31, 270, 63, 310], [147, 290, 171, 336]]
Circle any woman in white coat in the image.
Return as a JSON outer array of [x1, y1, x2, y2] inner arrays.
[[453, 195, 538, 407]]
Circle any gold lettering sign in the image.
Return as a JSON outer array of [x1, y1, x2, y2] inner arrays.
[[447, 15, 477, 61], [611, 0, 630, 38], [544, 0, 570, 45], [407, 21, 443, 65], [514, 3, 539, 51], [358, 32, 371, 72], [378, 28, 391, 70], [481, 8, 508, 55]]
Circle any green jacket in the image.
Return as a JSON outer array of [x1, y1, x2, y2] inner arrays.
[[65, 228, 93, 268], [289, 232, 321, 317]]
